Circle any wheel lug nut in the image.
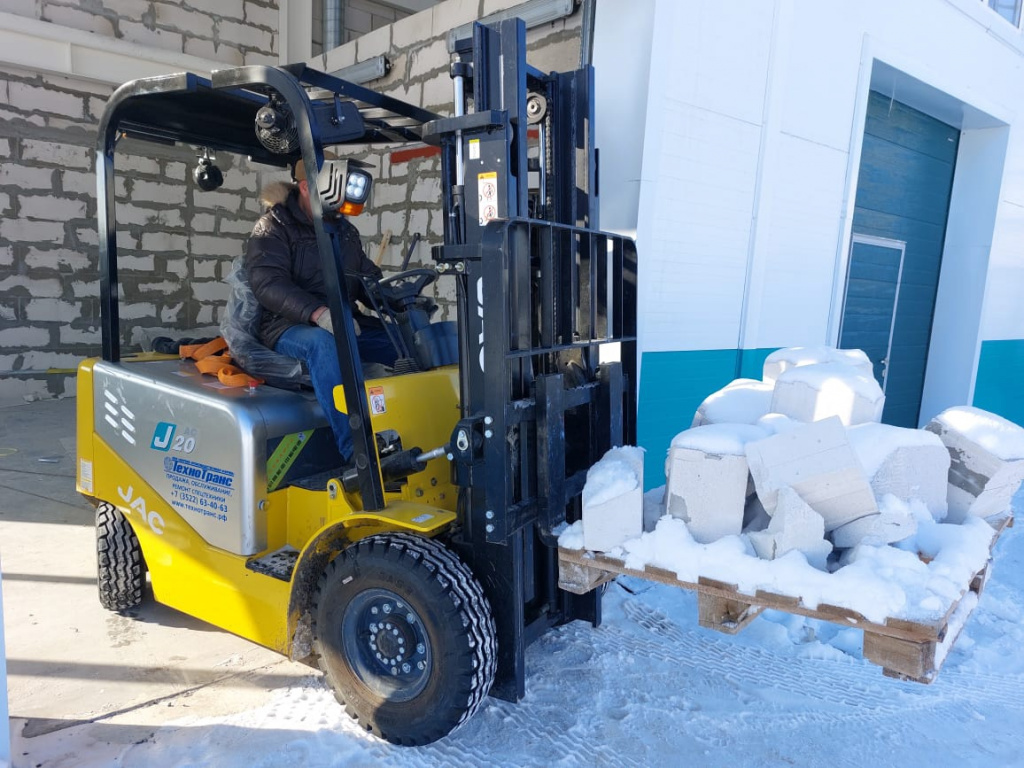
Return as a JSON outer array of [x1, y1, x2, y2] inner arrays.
[[417, 661, 426, 670], [371, 606, 379, 615], [402, 663, 411, 673], [392, 629, 399, 636], [382, 603, 392, 614], [391, 667, 398, 675], [406, 613, 415, 623], [416, 643, 425, 654]]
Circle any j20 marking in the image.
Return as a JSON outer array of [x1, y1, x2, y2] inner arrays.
[[117, 485, 165, 536], [151, 422, 197, 453]]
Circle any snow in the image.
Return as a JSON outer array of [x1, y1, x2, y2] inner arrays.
[[564, 489, 995, 625], [582, 446, 645, 507], [669, 423, 767, 455], [847, 422, 945, 477], [756, 412, 799, 435], [19, 492, 1024, 768], [934, 405, 1024, 461], [763, 345, 873, 382], [692, 378, 773, 426]]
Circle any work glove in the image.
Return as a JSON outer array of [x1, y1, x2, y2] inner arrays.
[[315, 309, 360, 335]]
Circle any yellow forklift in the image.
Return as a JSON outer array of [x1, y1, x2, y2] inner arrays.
[[77, 19, 637, 745]]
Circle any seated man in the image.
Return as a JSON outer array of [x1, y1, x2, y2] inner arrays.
[[245, 159, 398, 462]]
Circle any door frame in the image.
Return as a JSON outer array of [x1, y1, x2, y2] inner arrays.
[[837, 233, 906, 393]]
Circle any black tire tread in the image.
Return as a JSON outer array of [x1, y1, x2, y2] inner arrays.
[[96, 501, 144, 612], [313, 532, 497, 744]]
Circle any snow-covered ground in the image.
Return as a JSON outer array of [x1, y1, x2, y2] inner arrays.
[[20, 496, 1024, 767]]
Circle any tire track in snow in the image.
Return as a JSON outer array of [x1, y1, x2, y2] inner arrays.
[[611, 598, 1024, 727]]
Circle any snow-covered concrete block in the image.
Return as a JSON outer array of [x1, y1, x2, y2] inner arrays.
[[691, 378, 773, 427], [748, 486, 833, 570], [746, 416, 878, 532], [763, 345, 874, 384], [770, 362, 884, 426], [925, 406, 1024, 522], [830, 501, 918, 548], [665, 424, 765, 543], [847, 423, 950, 520], [582, 446, 645, 552]]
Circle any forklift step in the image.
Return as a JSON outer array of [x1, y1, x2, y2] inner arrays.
[[245, 546, 300, 581]]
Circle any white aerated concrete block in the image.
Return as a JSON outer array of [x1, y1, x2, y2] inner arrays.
[[748, 486, 833, 570], [746, 417, 878, 532], [763, 345, 874, 384], [691, 378, 773, 427], [666, 448, 749, 543], [847, 423, 950, 520], [665, 425, 766, 543], [925, 406, 1024, 522], [771, 362, 884, 426], [831, 504, 918, 548], [582, 446, 645, 552]]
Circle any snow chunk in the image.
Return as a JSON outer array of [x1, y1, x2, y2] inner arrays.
[[771, 363, 884, 426], [691, 378, 773, 427], [763, 345, 874, 384]]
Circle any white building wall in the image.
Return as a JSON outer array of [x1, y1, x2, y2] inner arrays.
[[603, 0, 1024, 411]]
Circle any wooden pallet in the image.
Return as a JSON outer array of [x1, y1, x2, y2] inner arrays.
[[558, 513, 1013, 683]]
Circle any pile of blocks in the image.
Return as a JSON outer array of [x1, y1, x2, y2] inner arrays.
[[579, 345, 1024, 571]]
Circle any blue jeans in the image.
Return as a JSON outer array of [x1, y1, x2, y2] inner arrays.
[[275, 323, 397, 461]]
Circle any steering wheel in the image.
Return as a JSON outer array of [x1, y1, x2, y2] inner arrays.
[[377, 268, 438, 311]]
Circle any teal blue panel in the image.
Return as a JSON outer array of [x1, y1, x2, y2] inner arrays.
[[974, 340, 1024, 427], [845, 91, 959, 428], [738, 347, 778, 380], [636, 348, 776, 490]]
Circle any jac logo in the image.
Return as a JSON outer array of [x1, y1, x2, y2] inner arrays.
[[118, 485, 165, 536], [151, 422, 196, 453]]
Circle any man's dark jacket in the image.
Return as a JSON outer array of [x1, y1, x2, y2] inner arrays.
[[245, 186, 382, 349]]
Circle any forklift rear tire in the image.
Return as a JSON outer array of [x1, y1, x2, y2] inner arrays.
[[313, 532, 497, 746], [96, 501, 145, 612]]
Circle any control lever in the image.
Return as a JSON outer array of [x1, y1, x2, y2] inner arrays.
[[341, 443, 450, 493]]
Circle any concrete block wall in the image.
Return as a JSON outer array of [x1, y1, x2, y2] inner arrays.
[[0, 0, 279, 405], [310, 0, 584, 321], [2, 0, 279, 66]]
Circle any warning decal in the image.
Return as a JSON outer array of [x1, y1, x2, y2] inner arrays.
[[478, 171, 499, 226], [369, 386, 387, 415]]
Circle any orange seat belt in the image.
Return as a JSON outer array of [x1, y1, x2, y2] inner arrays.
[[180, 337, 264, 388]]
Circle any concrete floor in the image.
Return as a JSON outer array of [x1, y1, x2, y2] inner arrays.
[[0, 397, 314, 766]]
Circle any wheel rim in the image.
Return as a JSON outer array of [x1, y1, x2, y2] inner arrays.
[[340, 588, 432, 702]]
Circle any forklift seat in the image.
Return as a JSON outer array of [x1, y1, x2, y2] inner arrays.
[[221, 257, 312, 391]]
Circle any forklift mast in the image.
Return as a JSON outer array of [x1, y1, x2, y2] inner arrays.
[[425, 20, 639, 700]]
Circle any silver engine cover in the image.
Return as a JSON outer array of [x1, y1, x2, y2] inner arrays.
[[93, 359, 326, 556]]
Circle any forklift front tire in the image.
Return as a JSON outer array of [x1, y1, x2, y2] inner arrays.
[[96, 501, 145, 612], [313, 532, 497, 746]]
